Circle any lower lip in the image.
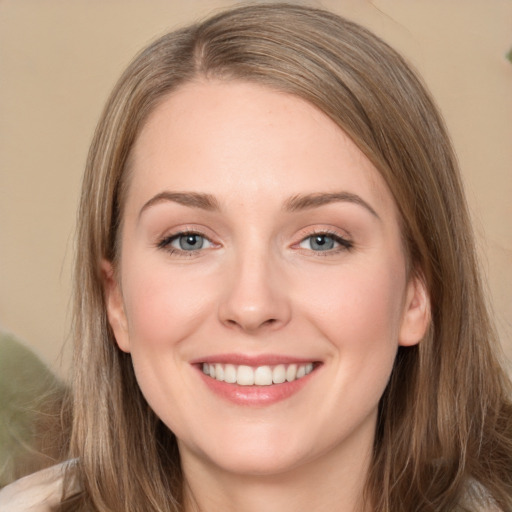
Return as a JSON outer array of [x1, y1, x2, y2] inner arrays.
[[196, 366, 318, 406]]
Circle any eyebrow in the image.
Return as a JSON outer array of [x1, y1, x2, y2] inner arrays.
[[139, 190, 379, 220], [283, 192, 379, 218], [139, 191, 221, 219]]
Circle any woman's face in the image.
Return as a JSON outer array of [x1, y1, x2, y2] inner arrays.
[[104, 80, 429, 478]]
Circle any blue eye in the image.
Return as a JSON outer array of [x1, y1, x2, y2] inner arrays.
[[159, 232, 213, 253], [173, 233, 206, 250], [299, 233, 352, 252]]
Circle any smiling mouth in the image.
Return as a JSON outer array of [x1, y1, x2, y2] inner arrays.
[[202, 362, 316, 386]]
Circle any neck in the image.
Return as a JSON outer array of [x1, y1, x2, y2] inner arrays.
[[181, 425, 374, 512]]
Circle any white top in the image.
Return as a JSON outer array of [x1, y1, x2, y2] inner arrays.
[[0, 461, 79, 512]]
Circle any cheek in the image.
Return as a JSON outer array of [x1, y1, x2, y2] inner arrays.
[[121, 260, 217, 353], [118, 262, 216, 426], [297, 255, 407, 402], [300, 259, 406, 342]]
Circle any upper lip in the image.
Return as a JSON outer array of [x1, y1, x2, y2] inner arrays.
[[190, 353, 319, 366]]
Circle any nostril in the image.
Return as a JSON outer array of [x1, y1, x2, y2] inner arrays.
[[224, 316, 279, 332]]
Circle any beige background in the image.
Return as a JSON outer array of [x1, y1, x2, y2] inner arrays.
[[1, 0, 511, 377]]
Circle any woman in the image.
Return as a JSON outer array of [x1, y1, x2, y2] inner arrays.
[[1, 3, 511, 511]]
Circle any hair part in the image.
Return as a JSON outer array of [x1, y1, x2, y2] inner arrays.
[[68, 3, 512, 511]]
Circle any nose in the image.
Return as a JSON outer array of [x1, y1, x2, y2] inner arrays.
[[217, 249, 292, 334]]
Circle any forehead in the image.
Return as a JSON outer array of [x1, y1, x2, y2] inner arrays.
[[126, 80, 395, 217]]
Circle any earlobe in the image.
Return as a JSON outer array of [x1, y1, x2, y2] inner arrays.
[[101, 259, 131, 353], [398, 273, 430, 347]]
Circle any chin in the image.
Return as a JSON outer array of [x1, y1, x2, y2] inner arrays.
[[180, 425, 313, 477], [208, 448, 308, 478]]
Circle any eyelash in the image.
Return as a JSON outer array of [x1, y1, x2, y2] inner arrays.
[[156, 229, 353, 257], [157, 230, 212, 257], [296, 229, 353, 255]]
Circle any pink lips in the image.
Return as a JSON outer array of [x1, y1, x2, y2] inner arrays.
[[192, 354, 320, 406]]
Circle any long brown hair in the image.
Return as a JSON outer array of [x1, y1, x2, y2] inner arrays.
[[66, 3, 512, 511]]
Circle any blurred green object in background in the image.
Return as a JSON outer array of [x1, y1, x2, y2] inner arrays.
[[0, 330, 67, 488]]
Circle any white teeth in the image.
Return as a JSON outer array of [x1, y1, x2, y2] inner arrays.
[[254, 366, 273, 386], [215, 364, 224, 382], [224, 364, 237, 383], [201, 362, 316, 385], [286, 364, 297, 382], [237, 365, 254, 386], [272, 364, 286, 384]]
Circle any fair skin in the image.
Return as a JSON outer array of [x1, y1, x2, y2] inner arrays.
[[103, 80, 429, 512]]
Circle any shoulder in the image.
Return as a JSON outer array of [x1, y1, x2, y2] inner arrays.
[[0, 460, 78, 512]]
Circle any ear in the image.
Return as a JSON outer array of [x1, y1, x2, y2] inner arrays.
[[398, 273, 430, 347], [101, 259, 131, 353]]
